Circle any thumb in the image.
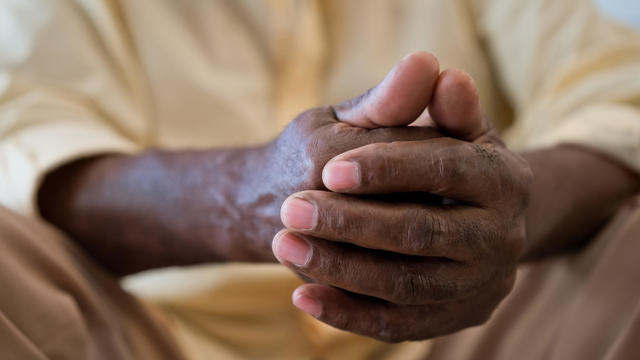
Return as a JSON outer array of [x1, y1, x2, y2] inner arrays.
[[428, 69, 490, 141], [333, 51, 440, 129]]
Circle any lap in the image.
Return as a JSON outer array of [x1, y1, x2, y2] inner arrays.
[[5, 193, 638, 360], [426, 195, 640, 360], [0, 207, 184, 360]]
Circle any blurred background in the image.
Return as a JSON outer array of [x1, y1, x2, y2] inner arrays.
[[595, 0, 640, 28]]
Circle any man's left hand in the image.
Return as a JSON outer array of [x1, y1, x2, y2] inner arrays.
[[273, 67, 533, 342]]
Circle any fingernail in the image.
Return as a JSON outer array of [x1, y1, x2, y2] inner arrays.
[[292, 289, 322, 317], [272, 232, 312, 267], [322, 161, 360, 191], [281, 198, 316, 230]]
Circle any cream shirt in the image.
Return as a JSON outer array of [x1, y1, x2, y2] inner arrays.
[[1, 0, 639, 359]]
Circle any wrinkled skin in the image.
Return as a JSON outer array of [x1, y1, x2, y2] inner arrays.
[[39, 52, 638, 342], [271, 58, 638, 342], [38, 53, 443, 273], [252, 106, 443, 246], [38, 107, 441, 272], [273, 77, 534, 340]]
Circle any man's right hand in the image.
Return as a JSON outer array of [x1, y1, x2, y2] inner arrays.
[[39, 52, 443, 274]]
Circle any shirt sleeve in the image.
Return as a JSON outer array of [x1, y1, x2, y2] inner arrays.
[[469, 0, 640, 173], [0, 0, 149, 216]]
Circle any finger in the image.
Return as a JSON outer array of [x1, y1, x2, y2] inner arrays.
[[282, 107, 444, 173], [280, 190, 496, 259], [303, 114, 444, 172], [292, 284, 444, 342], [271, 231, 491, 305], [292, 106, 443, 142], [291, 278, 512, 342], [322, 138, 517, 204], [428, 69, 490, 141], [332, 52, 440, 128], [292, 284, 454, 343], [328, 119, 444, 147]]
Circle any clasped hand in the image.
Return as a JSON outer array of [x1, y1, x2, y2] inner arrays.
[[271, 52, 532, 342]]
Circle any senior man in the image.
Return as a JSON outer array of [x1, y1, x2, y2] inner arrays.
[[1, 0, 640, 359]]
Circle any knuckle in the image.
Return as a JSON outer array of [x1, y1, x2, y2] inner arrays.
[[456, 216, 484, 257], [424, 210, 447, 253], [277, 108, 333, 190], [389, 269, 420, 304], [297, 108, 345, 187], [471, 142, 502, 167], [289, 107, 330, 138], [329, 309, 356, 333], [473, 144, 507, 186], [299, 106, 334, 125], [373, 313, 406, 343], [398, 207, 436, 254], [389, 268, 437, 304], [305, 241, 341, 277], [428, 145, 460, 194], [304, 139, 325, 178], [318, 199, 350, 234], [354, 142, 396, 189], [428, 273, 461, 302], [355, 142, 388, 165]]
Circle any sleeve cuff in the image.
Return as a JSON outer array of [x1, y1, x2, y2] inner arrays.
[[526, 103, 640, 174], [0, 120, 140, 216]]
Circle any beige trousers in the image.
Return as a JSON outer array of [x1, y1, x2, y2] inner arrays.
[[0, 207, 184, 360], [427, 195, 640, 360], [1, 196, 639, 359]]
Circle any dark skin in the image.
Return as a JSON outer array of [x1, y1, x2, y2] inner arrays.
[[39, 52, 639, 341], [39, 111, 441, 273]]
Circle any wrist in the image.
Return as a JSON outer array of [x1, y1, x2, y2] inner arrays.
[[37, 148, 276, 274], [520, 144, 639, 261], [199, 144, 282, 262], [140, 147, 279, 263]]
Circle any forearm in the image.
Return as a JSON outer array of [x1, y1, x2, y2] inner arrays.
[[521, 144, 640, 261], [38, 148, 280, 275]]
